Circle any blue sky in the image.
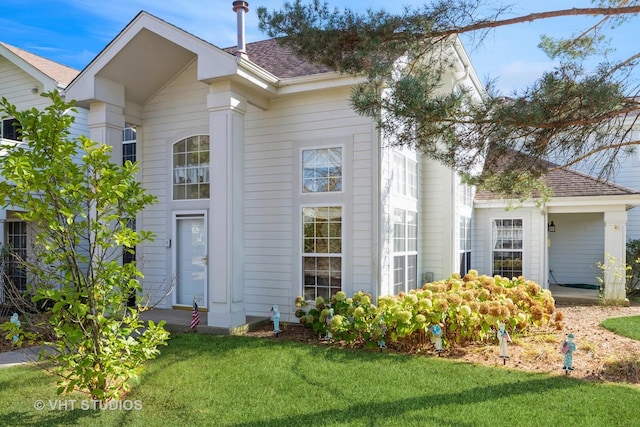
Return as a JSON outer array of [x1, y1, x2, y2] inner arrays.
[[1, 0, 638, 94]]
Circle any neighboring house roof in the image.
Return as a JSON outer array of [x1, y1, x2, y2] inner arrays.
[[223, 39, 330, 78], [0, 42, 78, 86], [474, 151, 640, 200]]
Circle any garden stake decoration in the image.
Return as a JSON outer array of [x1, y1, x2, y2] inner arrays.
[[560, 333, 576, 374], [378, 322, 387, 350], [429, 324, 443, 355], [10, 313, 20, 344], [270, 305, 281, 337], [325, 308, 334, 341], [497, 321, 511, 364]]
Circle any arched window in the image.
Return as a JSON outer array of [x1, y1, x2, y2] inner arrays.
[[173, 135, 210, 200]]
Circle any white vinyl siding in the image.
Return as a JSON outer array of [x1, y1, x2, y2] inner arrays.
[[243, 86, 375, 318], [547, 213, 604, 287], [137, 62, 211, 305], [473, 208, 545, 286]]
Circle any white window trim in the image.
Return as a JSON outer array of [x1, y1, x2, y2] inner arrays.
[[299, 143, 346, 195], [490, 217, 525, 278], [301, 204, 344, 301], [293, 136, 353, 300], [171, 134, 211, 201], [392, 208, 418, 294]]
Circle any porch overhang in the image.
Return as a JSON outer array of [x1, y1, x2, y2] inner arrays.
[[65, 11, 278, 112]]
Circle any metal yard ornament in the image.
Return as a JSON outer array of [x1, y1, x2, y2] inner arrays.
[[270, 305, 281, 336], [429, 324, 443, 355], [10, 313, 20, 343], [497, 321, 511, 364], [561, 333, 576, 374], [325, 308, 334, 341]]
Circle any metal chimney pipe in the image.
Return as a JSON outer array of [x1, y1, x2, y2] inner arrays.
[[232, 1, 249, 59]]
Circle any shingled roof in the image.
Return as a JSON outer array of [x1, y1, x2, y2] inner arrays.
[[474, 150, 640, 200], [0, 42, 79, 87], [223, 39, 330, 78]]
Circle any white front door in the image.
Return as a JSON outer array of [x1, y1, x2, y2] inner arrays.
[[175, 213, 207, 307]]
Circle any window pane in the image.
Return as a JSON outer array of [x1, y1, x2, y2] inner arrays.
[[407, 159, 418, 199], [393, 153, 405, 196], [302, 206, 342, 300], [393, 255, 405, 295], [4, 221, 28, 292], [393, 209, 418, 294], [302, 147, 343, 192], [492, 218, 523, 277], [394, 209, 406, 252], [2, 118, 21, 141], [407, 211, 418, 252], [407, 254, 417, 289], [173, 135, 210, 200]]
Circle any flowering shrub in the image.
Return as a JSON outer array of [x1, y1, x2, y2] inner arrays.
[[294, 270, 558, 352]]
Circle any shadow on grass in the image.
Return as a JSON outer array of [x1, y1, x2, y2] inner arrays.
[[227, 376, 581, 427], [0, 407, 99, 427]]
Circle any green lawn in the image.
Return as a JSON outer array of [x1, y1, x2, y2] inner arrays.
[[601, 315, 640, 341], [1, 333, 639, 426]]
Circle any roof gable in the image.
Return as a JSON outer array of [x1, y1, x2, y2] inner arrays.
[[0, 42, 78, 87], [66, 11, 243, 106]]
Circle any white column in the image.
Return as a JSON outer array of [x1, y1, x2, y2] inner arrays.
[[207, 83, 246, 329], [88, 101, 125, 162], [603, 210, 628, 302]]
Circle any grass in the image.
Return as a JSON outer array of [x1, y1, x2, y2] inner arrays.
[[1, 333, 640, 426], [601, 315, 640, 340]]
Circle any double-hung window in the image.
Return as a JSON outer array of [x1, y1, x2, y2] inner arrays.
[[393, 153, 418, 199], [3, 218, 28, 294], [122, 125, 136, 165], [459, 216, 471, 275], [393, 209, 418, 294], [391, 152, 418, 294], [301, 146, 343, 301], [302, 206, 342, 301], [1, 118, 21, 141], [492, 219, 523, 277]]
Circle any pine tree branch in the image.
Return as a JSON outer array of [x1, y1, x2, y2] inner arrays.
[[437, 6, 640, 37]]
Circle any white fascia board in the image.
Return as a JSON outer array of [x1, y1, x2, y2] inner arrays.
[[450, 36, 485, 97], [276, 72, 364, 95], [475, 195, 640, 212], [234, 59, 278, 94]]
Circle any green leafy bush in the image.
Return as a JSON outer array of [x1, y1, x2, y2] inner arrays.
[[295, 270, 557, 352], [0, 92, 169, 402]]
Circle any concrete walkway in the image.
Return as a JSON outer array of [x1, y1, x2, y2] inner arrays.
[[549, 284, 601, 305], [0, 345, 46, 369]]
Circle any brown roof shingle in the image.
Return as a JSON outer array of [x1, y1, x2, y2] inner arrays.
[[474, 150, 640, 200], [0, 42, 79, 86], [224, 39, 330, 78]]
